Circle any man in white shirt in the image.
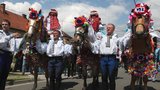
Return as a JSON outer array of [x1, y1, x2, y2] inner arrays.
[[0, 19, 20, 90], [99, 23, 118, 90], [46, 30, 72, 90]]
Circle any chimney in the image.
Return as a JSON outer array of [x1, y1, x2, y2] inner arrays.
[[22, 14, 27, 18], [0, 3, 6, 13]]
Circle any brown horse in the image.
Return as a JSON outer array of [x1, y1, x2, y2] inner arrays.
[[22, 8, 49, 90], [72, 16, 99, 90], [125, 3, 156, 90]]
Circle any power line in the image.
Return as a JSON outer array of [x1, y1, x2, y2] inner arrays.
[[133, 0, 136, 6]]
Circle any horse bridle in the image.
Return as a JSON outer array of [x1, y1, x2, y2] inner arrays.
[[29, 20, 39, 32], [132, 15, 149, 38], [74, 27, 87, 54]]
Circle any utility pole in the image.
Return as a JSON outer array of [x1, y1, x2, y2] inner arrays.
[[133, 0, 136, 6]]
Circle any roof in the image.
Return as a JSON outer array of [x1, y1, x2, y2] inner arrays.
[[0, 4, 28, 31], [62, 31, 72, 39]]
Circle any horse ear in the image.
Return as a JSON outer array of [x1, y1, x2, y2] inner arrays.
[[39, 9, 42, 15], [131, 9, 134, 12], [145, 5, 150, 10]]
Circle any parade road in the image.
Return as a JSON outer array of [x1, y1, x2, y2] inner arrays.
[[5, 67, 160, 90]]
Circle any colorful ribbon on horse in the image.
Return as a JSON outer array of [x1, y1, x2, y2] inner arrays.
[[128, 3, 154, 29]]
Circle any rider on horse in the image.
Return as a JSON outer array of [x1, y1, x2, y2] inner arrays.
[[45, 9, 61, 40]]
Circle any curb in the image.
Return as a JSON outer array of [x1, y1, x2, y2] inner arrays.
[[6, 79, 34, 86], [6, 78, 43, 86]]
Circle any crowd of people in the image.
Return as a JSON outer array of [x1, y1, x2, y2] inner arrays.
[[0, 2, 160, 90]]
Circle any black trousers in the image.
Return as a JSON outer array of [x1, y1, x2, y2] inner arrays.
[[48, 57, 64, 90], [0, 50, 12, 90]]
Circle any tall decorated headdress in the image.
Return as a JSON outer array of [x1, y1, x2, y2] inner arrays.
[[74, 16, 89, 33], [45, 8, 61, 31], [128, 3, 154, 29], [88, 10, 101, 32], [74, 16, 88, 27], [29, 8, 40, 19], [49, 9, 58, 16]]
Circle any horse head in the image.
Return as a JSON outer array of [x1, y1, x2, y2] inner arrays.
[[25, 8, 47, 47], [131, 3, 151, 38], [27, 8, 43, 38], [73, 16, 90, 54], [129, 3, 154, 54]]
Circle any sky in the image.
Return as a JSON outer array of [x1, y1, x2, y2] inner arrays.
[[0, 0, 160, 36]]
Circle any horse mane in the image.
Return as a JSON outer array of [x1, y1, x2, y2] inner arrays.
[[39, 18, 49, 42]]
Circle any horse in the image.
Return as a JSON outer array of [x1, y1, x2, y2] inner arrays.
[[123, 3, 157, 90], [63, 37, 77, 78], [21, 8, 49, 90], [72, 16, 100, 90]]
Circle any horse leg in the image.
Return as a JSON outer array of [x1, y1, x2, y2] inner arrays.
[[67, 61, 71, 78], [82, 65, 87, 90], [32, 67, 38, 90], [44, 67, 49, 88], [130, 75, 137, 90], [77, 64, 82, 78], [91, 64, 99, 89], [91, 69, 99, 90], [139, 77, 143, 90], [143, 76, 148, 90]]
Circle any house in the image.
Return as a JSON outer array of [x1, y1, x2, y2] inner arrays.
[[0, 3, 72, 40], [0, 3, 28, 34]]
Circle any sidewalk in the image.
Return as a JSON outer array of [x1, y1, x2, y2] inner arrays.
[[6, 71, 79, 86], [6, 72, 45, 86]]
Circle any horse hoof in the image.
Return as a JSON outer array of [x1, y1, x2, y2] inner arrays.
[[32, 85, 37, 90], [32, 88, 36, 90], [82, 87, 87, 90]]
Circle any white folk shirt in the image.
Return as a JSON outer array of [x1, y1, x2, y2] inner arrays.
[[46, 39, 72, 57], [0, 30, 15, 52], [100, 33, 118, 55], [0, 30, 24, 54]]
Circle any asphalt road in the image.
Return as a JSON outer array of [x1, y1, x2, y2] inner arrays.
[[5, 67, 160, 90]]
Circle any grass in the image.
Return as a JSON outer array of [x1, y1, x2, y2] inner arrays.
[[7, 72, 31, 81]]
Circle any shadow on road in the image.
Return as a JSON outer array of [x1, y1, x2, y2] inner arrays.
[[124, 85, 156, 90], [148, 79, 160, 82], [39, 81, 78, 90], [115, 76, 123, 79], [87, 82, 110, 90], [60, 82, 79, 90]]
